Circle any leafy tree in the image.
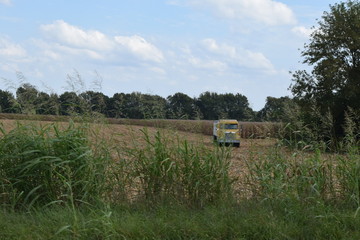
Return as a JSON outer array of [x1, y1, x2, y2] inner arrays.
[[196, 92, 253, 120], [290, 0, 360, 137], [16, 83, 39, 114], [108, 93, 126, 118], [258, 96, 295, 122], [166, 92, 196, 119], [0, 90, 16, 113], [59, 91, 81, 115], [79, 91, 109, 115], [219, 93, 254, 120], [196, 92, 220, 120], [123, 92, 145, 119], [34, 92, 60, 115], [142, 94, 166, 119]]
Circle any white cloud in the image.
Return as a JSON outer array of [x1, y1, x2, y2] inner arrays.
[[0, 0, 11, 6], [292, 26, 313, 38], [188, 0, 296, 25], [202, 38, 236, 57], [40, 20, 164, 63], [0, 37, 26, 58], [115, 35, 164, 63], [201, 38, 275, 73], [244, 50, 275, 72], [188, 56, 227, 71], [41, 20, 114, 51], [32, 38, 104, 62]]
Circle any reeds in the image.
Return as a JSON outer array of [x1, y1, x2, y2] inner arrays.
[[244, 145, 360, 209], [0, 120, 234, 209], [0, 119, 360, 239], [0, 121, 109, 210], [117, 128, 233, 207]]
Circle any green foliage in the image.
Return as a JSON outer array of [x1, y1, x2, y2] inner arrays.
[[0, 120, 360, 238], [35, 92, 60, 115], [0, 122, 109, 210], [166, 92, 196, 119], [257, 96, 296, 122], [290, 0, 360, 141], [244, 145, 360, 212], [0, 90, 16, 113], [246, 147, 336, 203], [125, 129, 233, 207], [59, 91, 82, 115], [2, 71, 258, 120], [196, 91, 254, 120], [16, 83, 39, 114], [79, 91, 109, 115], [279, 104, 359, 151], [2, 195, 360, 239]]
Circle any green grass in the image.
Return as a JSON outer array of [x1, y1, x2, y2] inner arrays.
[[1, 119, 360, 239], [1, 201, 360, 239], [0, 121, 110, 210], [124, 128, 233, 207]]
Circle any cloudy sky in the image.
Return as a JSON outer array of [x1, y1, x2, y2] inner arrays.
[[0, 0, 339, 110]]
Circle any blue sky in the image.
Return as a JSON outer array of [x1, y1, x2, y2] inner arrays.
[[0, 0, 339, 110]]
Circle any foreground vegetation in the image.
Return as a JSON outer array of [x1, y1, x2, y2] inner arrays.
[[2, 201, 360, 240], [1, 1, 360, 238], [0, 118, 359, 239]]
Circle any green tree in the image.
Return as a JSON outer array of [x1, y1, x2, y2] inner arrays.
[[79, 91, 109, 115], [108, 93, 126, 118], [196, 92, 253, 120], [196, 92, 220, 120], [59, 91, 81, 115], [16, 83, 39, 114], [290, 0, 360, 137], [123, 92, 144, 119], [0, 90, 16, 113], [142, 94, 166, 119], [34, 92, 60, 115], [166, 92, 196, 119], [258, 96, 295, 122]]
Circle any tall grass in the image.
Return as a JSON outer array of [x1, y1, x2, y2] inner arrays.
[[2, 118, 360, 238], [0, 121, 109, 210], [116, 128, 233, 207], [0, 120, 234, 209], [280, 106, 360, 152], [243, 144, 360, 210]]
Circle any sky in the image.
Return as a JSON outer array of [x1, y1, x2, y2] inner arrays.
[[0, 0, 340, 110]]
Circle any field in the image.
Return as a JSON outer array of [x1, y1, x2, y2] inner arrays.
[[0, 118, 277, 197], [1, 116, 360, 239]]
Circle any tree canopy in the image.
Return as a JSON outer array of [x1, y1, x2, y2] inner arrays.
[[1, 84, 256, 121], [290, 0, 360, 137]]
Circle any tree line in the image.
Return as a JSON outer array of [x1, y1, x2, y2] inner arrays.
[[0, 83, 278, 121], [3, 0, 359, 149]]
